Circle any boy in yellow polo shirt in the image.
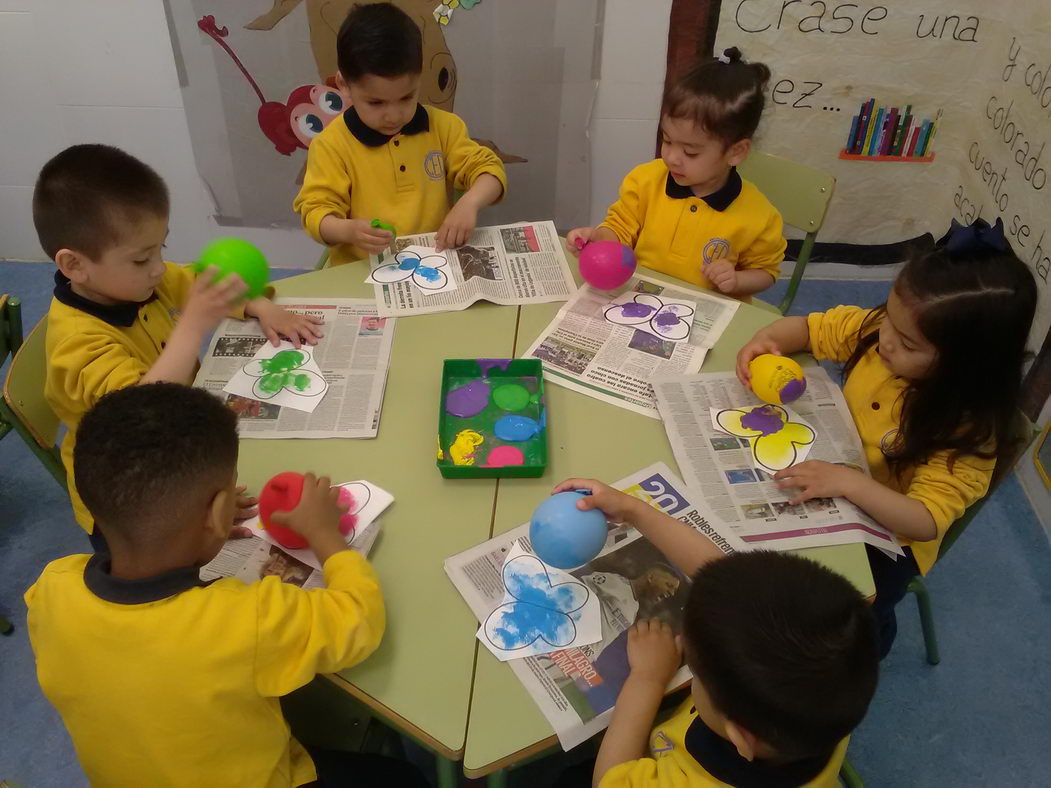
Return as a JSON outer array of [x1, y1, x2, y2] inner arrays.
[[569, 49, 784, 300], [26, 383, 423, 786], [34, 144, 322, 540], [549, 478, 878, 788], [294, 2, 506, 265]]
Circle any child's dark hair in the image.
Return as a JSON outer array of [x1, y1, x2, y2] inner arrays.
[[337, 3, 422, 81], [843, 218, 1037, 476], [33, 144, 169, 260], [662, 47, 771, 147], [75, 384, 239, 546], [683, 552, 878, 760]]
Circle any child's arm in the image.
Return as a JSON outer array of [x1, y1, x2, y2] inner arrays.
[[735, 316, 811, 386], [243, 298, 324, 348], [436, 173, 504, 251], [703, 262, 775, 297], [593, 620, 682, 787], [568, 169, 646, 258], [717, 208, 785, 297], [552, 479, 725, 577]]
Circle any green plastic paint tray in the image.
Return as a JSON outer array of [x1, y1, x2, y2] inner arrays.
[[437, 359, 548, 479]]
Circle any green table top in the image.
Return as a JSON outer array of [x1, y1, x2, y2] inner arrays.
[[238, 264, 518, 757], [462, 270, 875, 776]]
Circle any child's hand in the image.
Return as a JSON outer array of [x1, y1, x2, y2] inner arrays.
[[773, 461, 864, 505], [246, 300, 324, 348], [551, 478, 644, 525], [234, 485, 259, 521], [347, 219, 393, 255], [703, 259, 738, 294], [182, 266, 248, 335], [566, 227, 595, 256], [627, 619, 682, 686], [735, 334, 783, 387], [436, 199, 479, 251]]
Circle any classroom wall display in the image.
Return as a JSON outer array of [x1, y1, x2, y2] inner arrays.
[[166, 0, 599, 234], [710, 1, 1051, 350]]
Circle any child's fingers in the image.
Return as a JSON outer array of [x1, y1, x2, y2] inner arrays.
[[230, 525, 254, 539], [264, 326, 281, 346]]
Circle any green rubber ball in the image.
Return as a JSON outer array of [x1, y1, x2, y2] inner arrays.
[[193, 238, 270, 299]]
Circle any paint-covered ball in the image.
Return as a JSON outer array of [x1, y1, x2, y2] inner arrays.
[[260, 472, 355, 549], [194, 238, 270, 299], [529, 491, 608, 569], [748, 354, 807, 405], [579, 241, 637, 290]]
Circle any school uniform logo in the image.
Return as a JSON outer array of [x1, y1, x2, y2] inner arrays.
[[880, 429, 900, 454], [703, 237, 731, 264], [652, 731, 675, 755], [423, 150, 446, 181]]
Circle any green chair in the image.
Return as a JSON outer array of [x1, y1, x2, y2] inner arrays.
[[1, 314, 66, 488], [906, 411, 1037, 665], [0, 295, 24, 635], [314, 248, 329, 271], [738, 151, 836, 314], [840, 756, 864, 787]]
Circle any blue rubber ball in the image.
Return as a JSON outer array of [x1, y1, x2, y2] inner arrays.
[[529, 492, 608, 569]]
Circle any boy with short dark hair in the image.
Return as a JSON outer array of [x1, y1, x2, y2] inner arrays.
[[36, 144, 322, 536], [294, 2, 506, 264], [24, 384, 415, 786], [551, 479, 879, 788]]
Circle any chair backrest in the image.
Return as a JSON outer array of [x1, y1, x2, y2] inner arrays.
[[738, 151, 836, 235], [3, 316, 61, 451], [937, 410, 1037, 560]]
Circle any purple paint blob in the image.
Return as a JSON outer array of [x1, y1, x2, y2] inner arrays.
[[483, 446, 525, 467], [619, 302, 656, 318], [779, 377, 807, 404], [654, 311, 679, 327], [740, 405, 785, 436], [446, 379, 491, 418], [476, 358, 512, 377]]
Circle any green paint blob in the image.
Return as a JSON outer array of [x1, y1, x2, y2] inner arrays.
[[290, 372, 312, 392], [492, 383, 531, 412], [258, 372, 288, 395], [260, 350, 305, 373]]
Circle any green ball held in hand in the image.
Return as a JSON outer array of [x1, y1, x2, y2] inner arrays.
[[193, 238, 270, 299]]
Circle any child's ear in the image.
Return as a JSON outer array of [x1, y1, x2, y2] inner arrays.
[[205, 486, 235, 542], [55, 249, 89, 282], [335, 71, 351, 96], [727, 138, 751, 167], [724, 720, 759, 762]]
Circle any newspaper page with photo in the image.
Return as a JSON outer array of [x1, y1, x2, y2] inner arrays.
[[521, 277, 739, 418], [652, 370, 902, 556], [367, 221, 576, 317], [444, 463, 746, 750], [193, 299, 394, 439]]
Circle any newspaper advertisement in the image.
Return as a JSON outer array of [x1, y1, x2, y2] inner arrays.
[[522, 276, 739, 418], [652, 370, 902, 556], [367, 220, 576, 317], [445, 463, 746, 750], [199, 519, 382, 590], [194, 299, 394, 439]]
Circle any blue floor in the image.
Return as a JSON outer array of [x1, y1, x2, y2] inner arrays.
[[2, 261, 1050, 786]]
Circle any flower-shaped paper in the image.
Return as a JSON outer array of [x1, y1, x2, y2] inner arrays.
[[714, 404, 816, 473], [242, 349, 327, 400], [370, 249, 450, 291], [483, 553, 591, 652], [604, 293, 695, 341]]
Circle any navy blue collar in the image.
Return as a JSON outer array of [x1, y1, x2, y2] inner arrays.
[[344, 103, 430, 147], [52, 271, 156, 328], [665, 167, 742, 211], [683, 708, 832, 787], [83, 552, 213, 605]]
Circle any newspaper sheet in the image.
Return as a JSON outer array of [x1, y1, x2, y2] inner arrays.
[[522, 276, 739, 418], [200, 518, 381, 589], [653, 370, 902, 556], [194, 299, 393, 439], [445, 463, 745, 750], [367, 221, 575, 317]]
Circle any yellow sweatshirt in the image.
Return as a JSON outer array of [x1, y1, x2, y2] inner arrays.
[[25, 549, 384, 787], [294, 103, 507, 266], [599, 159, 785, 295], [601, 699, 846, 787], [808, 305, 995, 574]]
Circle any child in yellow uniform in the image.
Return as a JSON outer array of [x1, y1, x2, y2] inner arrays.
[[25, 384, 424, 787], [549, 478, 877, 788], [569, 48, 785, 300], [294, 2, 507, 265], [737, 217, 1038, 657], [34, 144, 321, 541]]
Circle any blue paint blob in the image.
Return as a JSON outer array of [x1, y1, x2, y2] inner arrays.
[[397, 256, 419, 271], [494, 414, 542, 441], [417, 265, 440, 282]]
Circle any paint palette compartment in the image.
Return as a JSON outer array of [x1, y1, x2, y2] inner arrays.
[[437, 359, 548, 479]]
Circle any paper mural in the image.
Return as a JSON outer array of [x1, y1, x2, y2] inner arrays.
[[366, 245, 458, 295], [604, 292, 697, 343]]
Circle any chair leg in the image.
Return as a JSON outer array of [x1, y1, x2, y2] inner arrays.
[[840, 756, 863, 788], [0, 615, 13, 636], [779, 233, 815, 314], [907, 577, 941, 665], [0, 400, 66, 488], [314, 249, 330, 271]]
